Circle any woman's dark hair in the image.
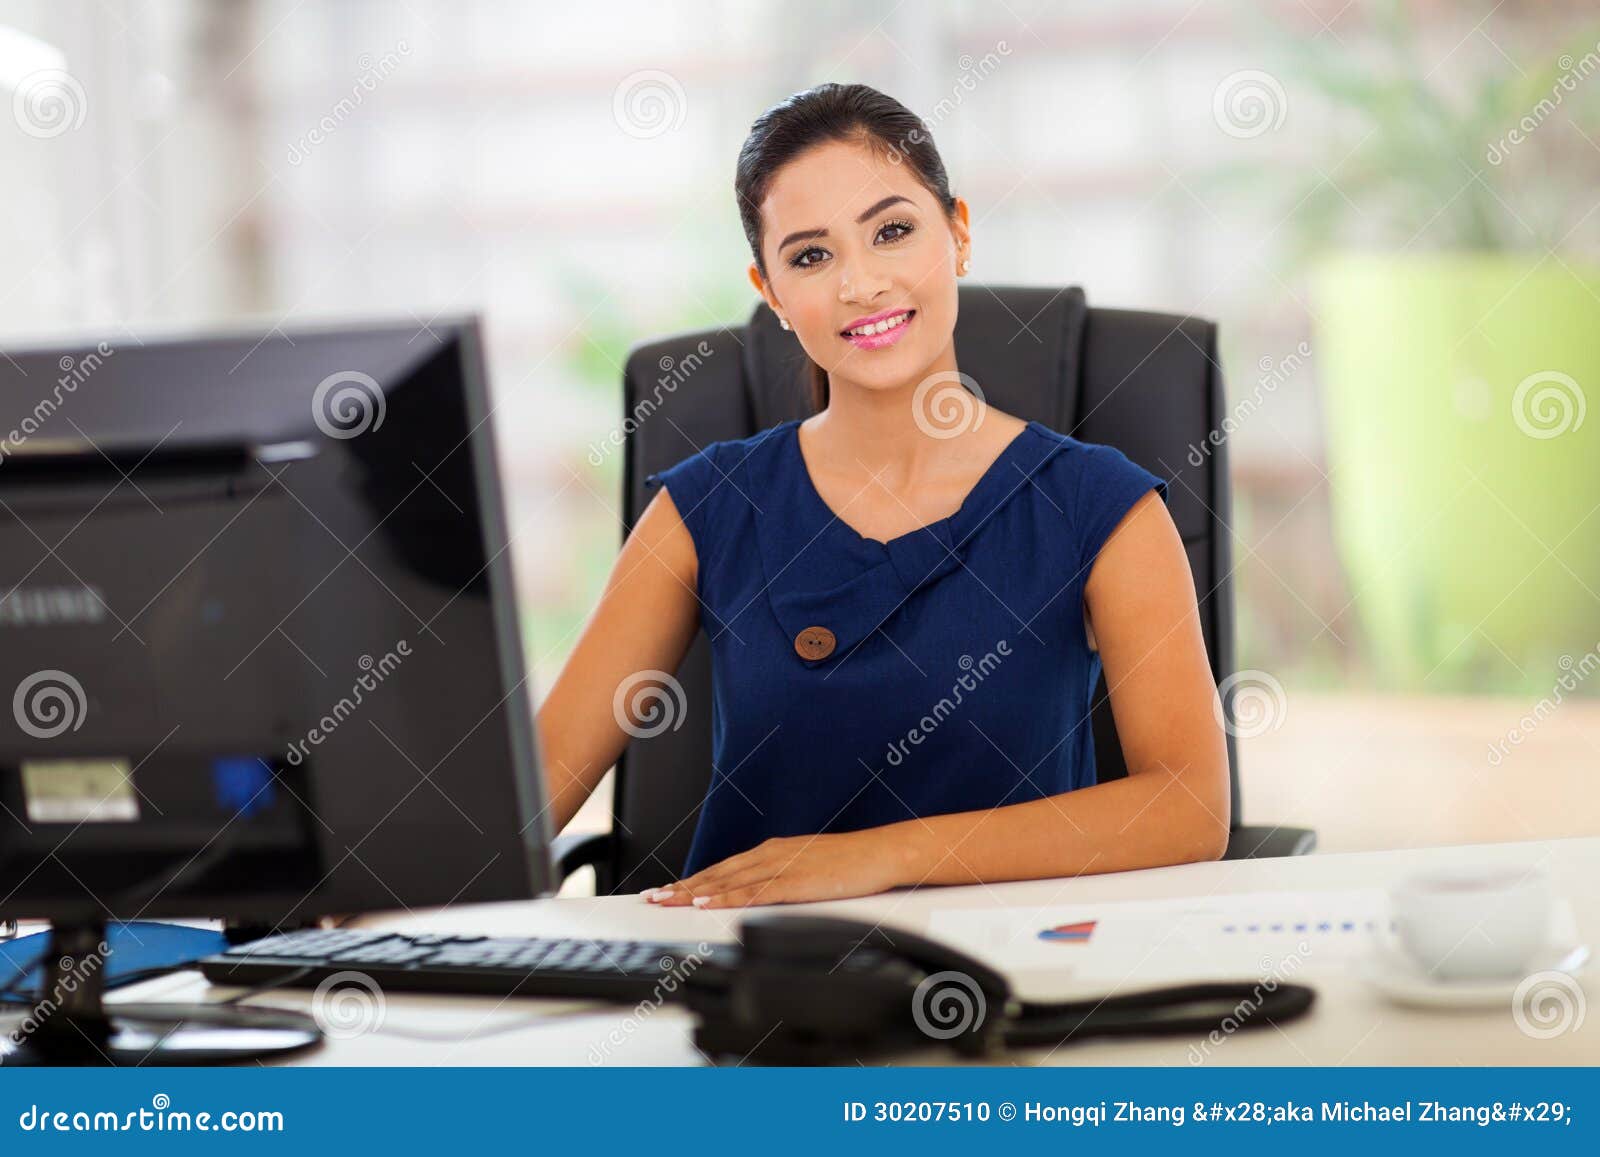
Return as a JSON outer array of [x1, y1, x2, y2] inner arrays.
[[735, 83, 958, 412]]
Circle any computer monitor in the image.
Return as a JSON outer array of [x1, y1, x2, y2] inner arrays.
[[0, 316, 552, 1063]]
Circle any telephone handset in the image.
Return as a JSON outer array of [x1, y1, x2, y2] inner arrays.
[[684, 912, 1315, 1065]]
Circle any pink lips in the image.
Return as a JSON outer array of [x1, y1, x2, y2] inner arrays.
[[839, 308, 915, 351]]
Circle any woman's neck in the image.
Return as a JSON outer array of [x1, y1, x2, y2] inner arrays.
[[806, 346, 981, 483]]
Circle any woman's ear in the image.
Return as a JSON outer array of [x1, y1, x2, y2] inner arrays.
[[748, 262, 774, 307], [950, 197, 972, 263], [748, 262, 782, 318]]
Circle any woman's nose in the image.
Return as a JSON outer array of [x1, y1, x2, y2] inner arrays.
[[837, 261, 891, 304]]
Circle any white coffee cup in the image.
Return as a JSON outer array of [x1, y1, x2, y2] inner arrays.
[[1388, 865, 1552, 981]]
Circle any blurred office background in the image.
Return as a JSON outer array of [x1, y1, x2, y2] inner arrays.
[[1, 0, 1596, 866]]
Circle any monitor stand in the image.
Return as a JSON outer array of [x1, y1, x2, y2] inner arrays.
[[1, 919, 322, 1066]]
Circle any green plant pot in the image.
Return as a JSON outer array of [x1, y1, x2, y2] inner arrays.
[[1310, 253, 1600, 693]]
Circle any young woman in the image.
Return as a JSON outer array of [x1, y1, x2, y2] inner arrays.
[[537, 83, 1230, 910]]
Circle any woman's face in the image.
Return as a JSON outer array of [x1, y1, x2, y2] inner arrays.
[[749, 138, 970, 394]]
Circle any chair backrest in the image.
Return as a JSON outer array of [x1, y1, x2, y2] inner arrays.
[[605, 285, 1240, 893]]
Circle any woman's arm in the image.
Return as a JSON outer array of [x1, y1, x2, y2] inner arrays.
[[890, 487, 1231, 881], [536, 487, 702, 834], [648, 489, 1231, 908], [883, 483, 1228, 883]]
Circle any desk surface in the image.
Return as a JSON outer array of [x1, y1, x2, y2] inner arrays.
[[105, 836, 1599, 1066]]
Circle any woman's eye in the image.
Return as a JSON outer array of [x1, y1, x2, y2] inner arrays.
[[877, 219, 914, 244], [787, 221, 913, 269]]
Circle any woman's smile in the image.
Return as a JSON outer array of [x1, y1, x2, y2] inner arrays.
[[839, 307, 916, 350]]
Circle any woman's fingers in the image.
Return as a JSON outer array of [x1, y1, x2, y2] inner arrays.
[[648, 863, 774, 905], [642, 880, 700, 905], [682, 865, 780, 904], [640, 871, 722, 903], [694, 878, 793, 908], [641, 850, 767, 904]]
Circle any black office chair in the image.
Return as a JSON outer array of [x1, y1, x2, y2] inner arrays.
[[554, 285, 1316, 894]]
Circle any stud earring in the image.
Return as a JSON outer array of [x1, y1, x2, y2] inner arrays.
[[959, 257, 970, 275], [779, 317, 791, 330]]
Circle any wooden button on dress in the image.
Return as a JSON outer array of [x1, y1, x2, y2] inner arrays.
[[794, 625, 836, 661]]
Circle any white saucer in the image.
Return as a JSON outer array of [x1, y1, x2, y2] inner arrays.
[[1355, 934, 1592, 1009]]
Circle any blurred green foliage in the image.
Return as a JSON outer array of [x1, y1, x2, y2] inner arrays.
[[1218, 0, 1600, 262]]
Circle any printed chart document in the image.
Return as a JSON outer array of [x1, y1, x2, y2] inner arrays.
[[927, 888, 1580, 993]]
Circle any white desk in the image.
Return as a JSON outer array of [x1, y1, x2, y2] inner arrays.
[[85, 836, 1600, 1065]]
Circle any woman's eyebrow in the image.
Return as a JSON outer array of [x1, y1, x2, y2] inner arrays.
[[776, 194, 914, 252]]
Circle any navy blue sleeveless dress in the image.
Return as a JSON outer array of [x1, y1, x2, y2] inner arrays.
[[643, 418, 1169, 877]]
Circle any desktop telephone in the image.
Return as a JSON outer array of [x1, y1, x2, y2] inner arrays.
[[197, 911, 1315, 1066], [685, 913, 1316, 1065]]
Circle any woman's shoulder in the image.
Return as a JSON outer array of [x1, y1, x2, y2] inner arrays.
[[641, 420, 799, 551], [645, 419, 795, 483], [1026, 423, 1165, 489], [1023, 424, 1171, 569]]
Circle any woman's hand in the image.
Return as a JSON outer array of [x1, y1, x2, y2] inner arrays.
[[641, 829, 911, 908]]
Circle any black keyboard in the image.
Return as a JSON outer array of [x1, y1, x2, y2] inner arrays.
[[199, 928, 740, 1003]]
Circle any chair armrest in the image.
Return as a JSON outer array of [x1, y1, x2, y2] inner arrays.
[[1224, 825, 1317, 860], [550, 830, 614, 882]]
